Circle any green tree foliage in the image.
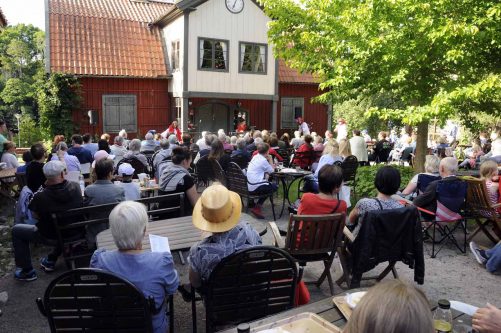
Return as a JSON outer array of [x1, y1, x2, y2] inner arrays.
[[37, 73, 81, 141], [355, 164, 414, 198], [261, 0, 501, 170], [12, 114, 44, 148]]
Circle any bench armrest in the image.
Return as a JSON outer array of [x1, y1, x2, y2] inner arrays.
[[268, 221, 285, 248]]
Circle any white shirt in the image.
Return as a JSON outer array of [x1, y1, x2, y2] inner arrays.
[[492, 138, 501, 156], [1, 152, 19, 169], [349, 136, 368, 162], [335, 123, 348, 141], [299, 122, 310, 135], [246, 154, 273, 192]]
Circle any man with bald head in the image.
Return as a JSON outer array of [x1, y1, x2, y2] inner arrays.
[[413, 157, 460, 219]]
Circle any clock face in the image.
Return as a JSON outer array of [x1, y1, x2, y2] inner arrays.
[[225, 0, 244, 14]]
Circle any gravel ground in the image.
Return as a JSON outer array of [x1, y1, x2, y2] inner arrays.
[[0, 196, 500, 332]]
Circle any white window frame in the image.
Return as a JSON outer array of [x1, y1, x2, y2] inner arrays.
[[171, 40, 180, 71]]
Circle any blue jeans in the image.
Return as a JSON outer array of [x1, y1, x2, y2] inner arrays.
[[486, 243, 501, 273], [12, 224, 61, 271]]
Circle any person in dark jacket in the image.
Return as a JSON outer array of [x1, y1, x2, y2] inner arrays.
[[26, 143, 47, 193], [413, 157, 459, 219], [67, 134, 93, 164], [12, 161, 83, 281]]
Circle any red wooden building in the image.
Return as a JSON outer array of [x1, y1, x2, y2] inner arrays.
[[46, 0, 331, 138]]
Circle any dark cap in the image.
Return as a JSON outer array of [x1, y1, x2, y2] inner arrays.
[[438, 299, 451, 309]]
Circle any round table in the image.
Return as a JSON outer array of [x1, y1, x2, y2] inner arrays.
[[272, 169, 312, 218]]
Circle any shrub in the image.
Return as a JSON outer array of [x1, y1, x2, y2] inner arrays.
[[355, 164, 414, 198]]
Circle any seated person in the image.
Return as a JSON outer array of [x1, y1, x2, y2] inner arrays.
[[17, 150, 33, 173], [153, 139, 172, 175], [348, 166, 404, 238], [84, 159, 125, 246], [413, 157, 459, 218], [231, 138, 251, 160], [1, 141, 19, 182], [303, 141, 342, 193], [26, 143, 47, 192], [251, 138, 283, 163], [344, 279, 433, 333], [110, 135, 127, 166], [123, 139, 148, 167], [116, 163, 140, 201], [91, 201, 179, 333], [401, 155, 440, 196], [82, 133, 99, 157], [369, 131, 392, 163], [194, 134, 217, 164], [208, 139, 231, 171], [479, 160, 499, 205], [140, 132, 160, 152], [470, 241, 501, 274], [188, 184, 262, 288], [246, 142, 278, 219], [67, 134, 93, 165], [12, 161, 83, 280], [159, 147, 199, 216], [313, 135, 324, 152], [51, 142, 81, 172], [293, 134, 314, 169], [98, 139, 111, 154]]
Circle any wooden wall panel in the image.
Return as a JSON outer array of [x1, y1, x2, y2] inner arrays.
[[278, 83, 329, 137], [74, 77, 170, 139]]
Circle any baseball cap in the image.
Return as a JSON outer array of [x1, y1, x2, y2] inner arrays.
[[118, 163, 135, 176], [43, 160, 66, 178]]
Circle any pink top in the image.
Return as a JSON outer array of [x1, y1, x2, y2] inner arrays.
[[485, 180, 499, 205]]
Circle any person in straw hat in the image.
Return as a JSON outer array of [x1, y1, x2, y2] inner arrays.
[[187, 184, 262, 288]]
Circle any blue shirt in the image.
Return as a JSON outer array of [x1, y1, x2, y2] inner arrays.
[[91, 249, 179, 333], [68, 146, 94, 164], [82, 143, 99, 157], [51, 152, 81, 172], [188, 222, 262, 282]]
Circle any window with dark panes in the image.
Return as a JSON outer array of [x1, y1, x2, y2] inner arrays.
[[199, 38, 228, 71], [102, 95, 137, 133], [281, 98, 303, 129], [171, 40, 180, 70], [240, 42, 267, 73]]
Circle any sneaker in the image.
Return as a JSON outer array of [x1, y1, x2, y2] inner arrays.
[[14, 268, 37, 282], [40, 257, 56, 272], [470, 241, 488, 265], [250, 206, 265, 219]]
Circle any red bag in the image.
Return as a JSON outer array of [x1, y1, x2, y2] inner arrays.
[[294, 280, 311, 306]]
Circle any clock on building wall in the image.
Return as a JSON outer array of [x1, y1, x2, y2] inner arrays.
[[225, 0, 244, 14]]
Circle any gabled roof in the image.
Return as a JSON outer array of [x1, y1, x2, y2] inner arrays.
[[47, 0, 174, 78], [0, 8, 7, 27], [278, 60, 319, 84]]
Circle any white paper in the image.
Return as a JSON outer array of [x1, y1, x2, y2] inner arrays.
[[450, 301, 479, 316], [149, 234, 171, 253]]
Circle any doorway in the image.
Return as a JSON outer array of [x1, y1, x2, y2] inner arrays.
[[195, 102, 229, 133]]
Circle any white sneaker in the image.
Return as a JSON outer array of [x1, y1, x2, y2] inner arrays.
[[469, 241, 487, 265]]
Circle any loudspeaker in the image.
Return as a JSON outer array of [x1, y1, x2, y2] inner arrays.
[[88, 110, 98, 125]]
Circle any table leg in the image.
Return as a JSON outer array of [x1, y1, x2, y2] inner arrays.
[[278, 178, 287, 219]]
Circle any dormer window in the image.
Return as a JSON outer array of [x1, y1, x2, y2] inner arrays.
[[198, 38, 229, 72], [239, 42, 267, 74]]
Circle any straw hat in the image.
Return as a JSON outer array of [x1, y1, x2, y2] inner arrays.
[[192, 184, 242, 233]]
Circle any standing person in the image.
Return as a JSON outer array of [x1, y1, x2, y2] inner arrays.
[[334, 118, 348, 141], [296, 117, 310, 136], [82, 133, 99, 156], [162, 120, 182, 142], [68, 134, 94, 165], [11, 161, 83, 280], [246, 143, 277, 219], [0, 120, 9, 155], [350, 130, 369, 166]]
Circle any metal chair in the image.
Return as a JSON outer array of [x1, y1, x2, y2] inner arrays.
[[464, 177, 501, 243], [230, 153, 250, 170], [341, 155, 358, 196], [269, 213, 345, 295], [116, 157, 147, 179], [190, 246, 300, 333], [226, 162, 276, 221], [195, 155, 215, 188], [36, 268, 174, 333], [210, 159, 227, 186]]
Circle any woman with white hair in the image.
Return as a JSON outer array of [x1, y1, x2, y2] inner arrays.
[[123, 139, 148, 166], [290, 130, 304, 149], [91, 201, 179, 333], [401, 155, 440, 196]]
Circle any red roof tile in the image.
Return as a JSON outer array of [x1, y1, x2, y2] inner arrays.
[[278, 59, 319, 84], [48, 0, 173, 78]]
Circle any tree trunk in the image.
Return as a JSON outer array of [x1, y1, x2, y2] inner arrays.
[[414, 121, 429, 173]]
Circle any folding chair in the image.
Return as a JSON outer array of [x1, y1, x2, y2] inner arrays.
[[190, 246, 300, 333], [36, 268, 174, 333], [269, 213, 346, 295], [337, 206, 424, 288], [421, 179, 468, 258], [464, 177, 501, 243], [416, 174, 441, 195]]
